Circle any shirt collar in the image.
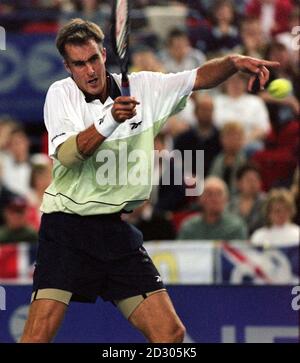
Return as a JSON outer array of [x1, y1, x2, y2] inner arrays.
[[84, 72, 121, 103]]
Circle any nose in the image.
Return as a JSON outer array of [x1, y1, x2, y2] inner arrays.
[[86, 62, 95, 77]]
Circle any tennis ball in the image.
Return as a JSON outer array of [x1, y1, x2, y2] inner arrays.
[[267, 79, 292, 99]]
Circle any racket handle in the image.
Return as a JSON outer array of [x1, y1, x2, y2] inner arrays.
[[121, 73, 130, 96]]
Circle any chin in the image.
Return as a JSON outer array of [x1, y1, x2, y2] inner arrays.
[[86, 87, 98, 95]]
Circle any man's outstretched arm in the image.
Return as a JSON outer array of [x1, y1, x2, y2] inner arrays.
[[193, 54, 280, 92]]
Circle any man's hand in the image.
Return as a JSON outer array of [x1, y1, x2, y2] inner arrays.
[[230, 55, 280, 92], [193, 55, 280, 91], [112, 96, 140, 123]]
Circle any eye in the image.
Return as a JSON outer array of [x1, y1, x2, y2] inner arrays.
[[90, 55, 99, 63], [74, 62, 85, 67]]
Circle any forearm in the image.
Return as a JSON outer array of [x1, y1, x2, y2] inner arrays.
[[57, 125, 106, 168], [193, 55, 239, 90], [57, 96, 138, 168], [77, 124, 106, 157]]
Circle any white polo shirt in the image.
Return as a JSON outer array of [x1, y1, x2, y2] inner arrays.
[[41, 69, 197, 215]]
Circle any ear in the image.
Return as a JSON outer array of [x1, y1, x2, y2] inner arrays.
[[64, 60, 72, 75], [101, 47, 107, 63]]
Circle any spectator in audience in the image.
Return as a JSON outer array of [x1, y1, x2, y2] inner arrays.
[[228, 163, 266, 235], [251, 117, 299, 191], [239, 17, 268, 58], [28, 162, 52, 209], [60, 0, 109, 28], [245, 0, 293, 39], [26, 162, 53, 229], [153, 133, 188, 213], [130, 46, 165, 73], [177, 176, 247, 240], [209, 122, 246, 196], [276, 7, 299, 69], [0, 1, 16, 14], [213, 72, 270, 152], [0, 196, 38, 243], [250, 188, 300, 247], [0, 128, 32, 197], [0, 118, 18, 154], [205, 0, 241, 56], [159, 28, 206, 73], [0, 159, 17, 226], [174, 93, 221, 177], [124, 201, 176, 241], [260, 42, 300, 121]]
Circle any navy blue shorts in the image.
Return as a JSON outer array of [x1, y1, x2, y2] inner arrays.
[[32, 212, 164, 303]]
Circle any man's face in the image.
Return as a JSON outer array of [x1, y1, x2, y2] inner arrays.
[[238, 171, 262, 196], [169, 36, 190, 61], [64, 39, 107, 95], [200, 184, 227, 215], [9, 132, 30, 160], [221, 129, 244, 153]]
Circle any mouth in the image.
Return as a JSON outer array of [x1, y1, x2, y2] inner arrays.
[[88, 77, 98, 85]]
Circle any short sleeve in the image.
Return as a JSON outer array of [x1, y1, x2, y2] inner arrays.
[[129, 69, 197, 125], [44, 85, 83, 158]]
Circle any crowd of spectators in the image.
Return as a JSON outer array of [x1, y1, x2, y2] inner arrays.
[[0, 0, 299, 248]]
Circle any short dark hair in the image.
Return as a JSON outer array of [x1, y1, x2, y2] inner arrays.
[[56, 18, 105, 58], [166, 28, 188, 45], [236, 163, 261, 181]]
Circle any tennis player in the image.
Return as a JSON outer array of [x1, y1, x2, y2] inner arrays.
[[21, 19, 279, 343]]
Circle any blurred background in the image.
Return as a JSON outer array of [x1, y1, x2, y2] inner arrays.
[[0, 0, 299, 343]]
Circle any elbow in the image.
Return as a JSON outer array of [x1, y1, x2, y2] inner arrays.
[[56, 135, 86, 168]]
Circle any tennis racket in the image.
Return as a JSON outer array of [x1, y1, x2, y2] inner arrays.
[[111, 0, 131, 96]]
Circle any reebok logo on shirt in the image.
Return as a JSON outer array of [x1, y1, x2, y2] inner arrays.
[[130, 121, 142, 130]]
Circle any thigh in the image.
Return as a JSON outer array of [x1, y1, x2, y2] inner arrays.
[[128, 290, 184, 342]]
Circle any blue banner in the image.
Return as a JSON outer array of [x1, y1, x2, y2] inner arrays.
[[0, 285, 298, 343], [0, 33, 67, 123], [219, 243, 299, 285]]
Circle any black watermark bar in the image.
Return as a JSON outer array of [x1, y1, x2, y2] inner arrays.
[[0, 343, 298, 360]]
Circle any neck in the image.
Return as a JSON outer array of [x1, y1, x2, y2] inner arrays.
[[228, 92, 243, 99], [203, 211, 221, 224], [198, 123, 213, 134], [219, 22, 230, 33], [14, 154, 27, 163], [224, 153, 237, 165]]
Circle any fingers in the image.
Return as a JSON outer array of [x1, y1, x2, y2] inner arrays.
[[241, 56, 277, 92], [247, 75, 256, 92], [258, 60, 280, 68], [114, 96, 140, 105], [112, 96, 140, 122], [114, 110, 137, 122], [259, 66, 269, 89]]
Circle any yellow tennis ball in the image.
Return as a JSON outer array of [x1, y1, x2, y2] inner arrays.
[[267, 79, 293, 99]]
